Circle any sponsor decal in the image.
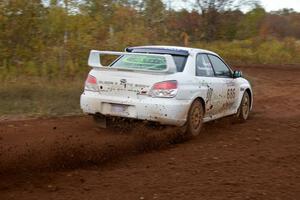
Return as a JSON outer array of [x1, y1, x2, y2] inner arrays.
[[227, 88, 236, 99]]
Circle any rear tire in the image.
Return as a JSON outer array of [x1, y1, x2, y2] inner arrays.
[[185, 100, 204, 137], [237, 92, 250, 121]]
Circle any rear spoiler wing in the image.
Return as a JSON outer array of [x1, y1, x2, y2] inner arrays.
[[88, 50, 177, 73]]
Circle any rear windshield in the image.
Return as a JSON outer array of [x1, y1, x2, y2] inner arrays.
[[111, 54, 187, 72], [111, 55, 167, 71], [127, 48, 189, 72]]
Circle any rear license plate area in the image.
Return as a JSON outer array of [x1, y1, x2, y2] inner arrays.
[[111, 104, 127, 113]]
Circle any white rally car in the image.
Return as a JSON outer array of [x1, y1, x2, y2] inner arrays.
[[80, 46, 253, 136]]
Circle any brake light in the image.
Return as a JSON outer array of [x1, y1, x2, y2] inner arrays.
[[153, 80, 177, 90], [149, 80, 178, 98], [85, 74, 98, 92], [86, 74, 97, 84]]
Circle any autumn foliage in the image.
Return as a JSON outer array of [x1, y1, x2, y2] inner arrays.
[[0, 0, 300, 80]]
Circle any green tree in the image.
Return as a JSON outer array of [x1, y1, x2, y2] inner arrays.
[[0, 0, 46, 72], [237, 5, 266, 39], [190, 0, 259, 41], [217, 10, 244, 40], [142, 0, 166, 43]]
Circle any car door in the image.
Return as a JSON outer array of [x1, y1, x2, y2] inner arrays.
[[207, 54, 238, 115], [195, 54, 216, 117]]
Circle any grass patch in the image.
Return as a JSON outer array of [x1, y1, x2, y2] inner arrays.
[[0, 77, 85, 117], [194, 38, 300, 65]]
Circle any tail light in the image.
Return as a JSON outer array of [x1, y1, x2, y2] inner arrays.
[[149, 80, 178, 98], [85, 74, 98, 92]]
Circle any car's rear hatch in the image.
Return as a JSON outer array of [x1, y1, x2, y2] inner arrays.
[[90, 69, 168, 99], [87, 50, 183, 99]]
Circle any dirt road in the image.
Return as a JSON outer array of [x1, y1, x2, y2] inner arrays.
[[0, 65, 299, 200]]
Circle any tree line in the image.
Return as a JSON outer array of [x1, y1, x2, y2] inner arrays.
[[1, 0, 300, 79]]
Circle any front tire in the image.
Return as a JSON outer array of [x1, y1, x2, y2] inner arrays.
[[237, 92, 250, 121], [185, 100, 204, 137]]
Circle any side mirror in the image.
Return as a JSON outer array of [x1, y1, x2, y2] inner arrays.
[[233, 70, 243, 78]]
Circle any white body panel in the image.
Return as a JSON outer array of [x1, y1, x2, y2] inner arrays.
[[80, 46, 253, 126]]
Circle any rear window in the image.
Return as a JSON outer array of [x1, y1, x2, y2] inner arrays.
[[111, 55, 167, 71], [126, 48, 189, 72], [173, 55, 187, 72]]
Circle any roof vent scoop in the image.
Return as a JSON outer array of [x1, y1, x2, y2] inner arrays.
[[125, 47, 133, 52]]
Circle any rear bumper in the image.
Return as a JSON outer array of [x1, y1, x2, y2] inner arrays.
[[80, 91, 190, 126]]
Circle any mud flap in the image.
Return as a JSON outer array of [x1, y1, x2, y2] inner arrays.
[[93, 114, 107, 128]]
